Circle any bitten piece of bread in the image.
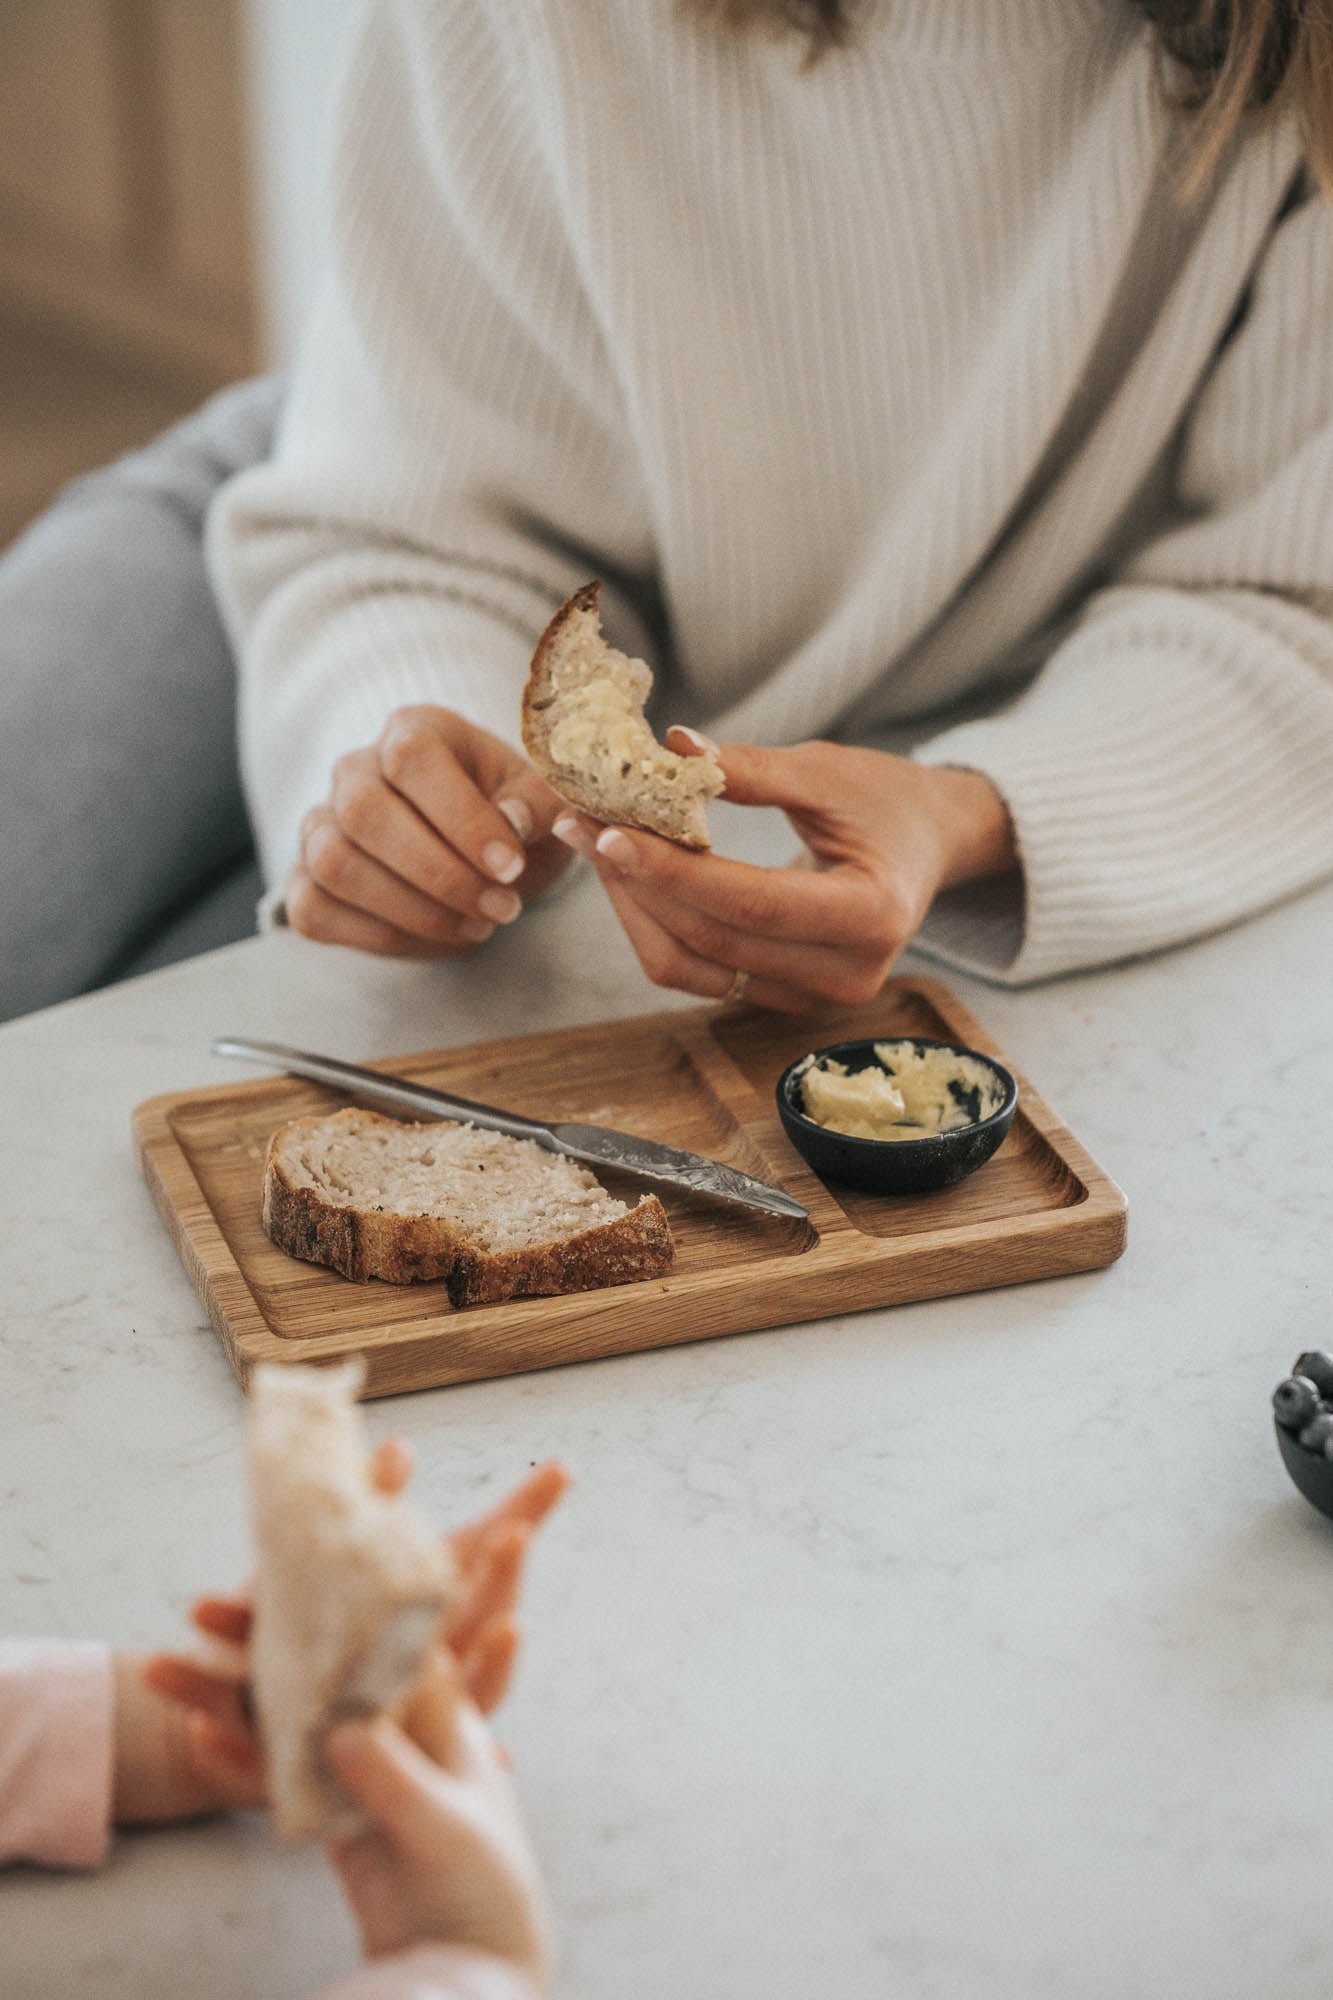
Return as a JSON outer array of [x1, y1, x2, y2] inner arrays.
[[248, 1358, 459, 1842], [522, 581, 724, 850], [263, 1105, 674, 1302]]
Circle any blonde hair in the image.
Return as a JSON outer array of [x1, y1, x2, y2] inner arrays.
[[1146, 1, 1333, 194], [684, 1, 1333, 191]]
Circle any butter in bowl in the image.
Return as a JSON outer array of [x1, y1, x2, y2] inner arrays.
[[776, 1036, 1018, 1195]]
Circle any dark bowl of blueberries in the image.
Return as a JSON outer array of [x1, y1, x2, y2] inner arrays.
[[1272, 1350, 1333, 1519]]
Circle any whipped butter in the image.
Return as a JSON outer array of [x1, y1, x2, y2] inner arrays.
[[546, 665, 659, 782], [795, 1040, 1005, 1143]]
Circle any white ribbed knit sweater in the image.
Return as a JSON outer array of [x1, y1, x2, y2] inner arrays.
[[209, 0, 1333, 984]]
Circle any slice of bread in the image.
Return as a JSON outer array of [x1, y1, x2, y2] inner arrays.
[[522, 581, 724, 850], [248, 1358, 459, 1841], [263, 1105, 674, 1304]]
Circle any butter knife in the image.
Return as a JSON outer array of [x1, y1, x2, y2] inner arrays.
[[212, 1036, 809, 1223]]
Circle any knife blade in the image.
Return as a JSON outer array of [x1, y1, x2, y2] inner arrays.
[[211, 1036, 809, 1223]]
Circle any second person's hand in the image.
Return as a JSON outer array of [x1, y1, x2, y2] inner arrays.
[[285, 706, 572, 958], [137, 1457, 570, 1822], [327, 1650, 552, 1989]]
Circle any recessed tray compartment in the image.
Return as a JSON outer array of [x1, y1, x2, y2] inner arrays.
[[133, 977, 1125, 1398]]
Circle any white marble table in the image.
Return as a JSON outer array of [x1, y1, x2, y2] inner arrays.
[[2, 854, 1331, 2000]]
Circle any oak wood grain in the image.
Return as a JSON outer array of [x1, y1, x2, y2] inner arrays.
[[132, 978, 1127, 1400]]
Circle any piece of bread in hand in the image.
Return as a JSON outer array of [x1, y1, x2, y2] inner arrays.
[[522, 581, 724, 850], [248, 1358, 459, 1842], [263, 1105, 674, 1303]]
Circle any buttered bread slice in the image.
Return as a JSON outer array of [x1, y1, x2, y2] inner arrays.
[[522, 581, 724, 850], [263, 1106, 674, 1304]]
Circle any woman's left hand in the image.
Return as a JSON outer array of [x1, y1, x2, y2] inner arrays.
[[553, 733, 1017, 1014]]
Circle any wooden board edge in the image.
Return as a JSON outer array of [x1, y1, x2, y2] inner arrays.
[[134, 1128, 273, 1390], [124, 982, 1030, 1125], [131, 1091, 188, 1146], [126, 981, 1046, 1116], [131, 1073, 296, 1126], [224, 1177, 1131, 1387], [128, 979, 1130, 1402], [171, 1143, 1129, 1393], [893, 977, 1129, 1222], [347, 1204, 1131, 1397]]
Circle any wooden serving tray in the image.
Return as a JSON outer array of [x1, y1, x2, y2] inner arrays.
[[133, 977, 1126, 1399]]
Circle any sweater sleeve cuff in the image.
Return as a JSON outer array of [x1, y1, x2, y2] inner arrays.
[[914, 586, 1333, 985], [313, 1944, 544, 2000], [912, 870, 1027, 986], [0, 1640, 114, 1870]]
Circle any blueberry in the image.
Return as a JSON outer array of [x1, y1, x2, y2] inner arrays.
[[1274, 1375, 1322, 1430], [1300, 1411, 1333, 1453], [1294, 1351, 1333, 1399]]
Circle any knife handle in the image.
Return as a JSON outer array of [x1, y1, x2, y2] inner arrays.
[[210, 1037, 553, 1147]]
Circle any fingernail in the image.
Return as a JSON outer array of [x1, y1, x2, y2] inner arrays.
[[496, 797, 534, 843], [457, 916, 496, 944], [552, 815, 594, 856], [595, 828, 637, 871], [477, 886, 522, 925], [668, 725, 720, 755], [481, 841, 524, 884]]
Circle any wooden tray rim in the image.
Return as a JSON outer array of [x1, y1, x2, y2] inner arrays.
[[131, 977, 1128, 1389]]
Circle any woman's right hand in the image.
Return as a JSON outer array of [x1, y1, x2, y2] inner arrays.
[[327, 1651, 552, 1990], [285, 707, 572, 958]]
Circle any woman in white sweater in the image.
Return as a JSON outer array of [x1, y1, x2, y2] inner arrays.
[[208, 0, 1333, 1008]]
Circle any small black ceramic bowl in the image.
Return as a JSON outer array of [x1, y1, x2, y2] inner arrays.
[[775, 1036, 1018, 1196]]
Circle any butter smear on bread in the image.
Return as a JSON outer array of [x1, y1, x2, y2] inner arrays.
[[522, 581, 723, 850]]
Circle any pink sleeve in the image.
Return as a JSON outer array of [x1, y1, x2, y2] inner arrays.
[[0, 1639, 114, 1870], [313, 1944, 544, 2000]]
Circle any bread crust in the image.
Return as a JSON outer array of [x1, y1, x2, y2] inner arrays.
[[522, 581, 719, 851], [520, 582, 602, 805], [262, 1108, 675, 1304]]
